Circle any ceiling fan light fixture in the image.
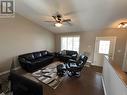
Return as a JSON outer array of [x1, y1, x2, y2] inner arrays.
[[118, 22, 127, 28], [118, 23, 122, 28], [55, 23, 62, 27]]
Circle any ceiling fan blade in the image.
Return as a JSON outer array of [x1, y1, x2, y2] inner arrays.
[[66, 21, 72, 26], [52, 16, 57, 21], [120, 22, 127, 25], [43, 21, 56, 22], [63, 19, 71, 22]]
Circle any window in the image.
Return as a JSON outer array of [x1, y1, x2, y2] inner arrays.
[[61, 36, 80, 52], [99, 40, 110, 54]]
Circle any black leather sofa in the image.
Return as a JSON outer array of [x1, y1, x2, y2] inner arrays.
[[57, 50, 78, 62], [18, 50, 54, 72]]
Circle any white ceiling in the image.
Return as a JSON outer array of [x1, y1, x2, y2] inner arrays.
[[16, 0, 127, 33]]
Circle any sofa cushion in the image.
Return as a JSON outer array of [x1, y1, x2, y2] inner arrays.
[[33, 52, 42, 59], [20, 58, 31, 64], [40, 51, 48, 56], [24, 54, 35, 61]]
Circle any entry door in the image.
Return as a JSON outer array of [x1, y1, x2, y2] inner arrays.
[[123, 40, 127, 72], [93, 37, 116, 66]]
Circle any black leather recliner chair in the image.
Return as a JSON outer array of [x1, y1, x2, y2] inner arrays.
[[65, 54, 88, 77], [18, 50, 54, 72], [57, 50, 78, 62]]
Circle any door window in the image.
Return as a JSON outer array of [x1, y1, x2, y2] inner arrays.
[[99, 40, 110, 54]]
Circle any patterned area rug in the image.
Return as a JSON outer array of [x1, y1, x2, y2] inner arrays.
[[32, 61, 64, 89]]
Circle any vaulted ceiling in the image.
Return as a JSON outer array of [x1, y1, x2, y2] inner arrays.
[[16, 0, 127, 33]]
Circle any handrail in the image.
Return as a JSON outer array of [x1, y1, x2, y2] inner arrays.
[[104, 55, 127, 87]]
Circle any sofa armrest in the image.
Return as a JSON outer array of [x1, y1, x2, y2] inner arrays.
[[68, 59, 76, 63], [18, 57, 31, 64], [18, 57, 33, 71], [72, 54, 77, 57], [71, 54, 78, 60], [57, 51, 62, 55]]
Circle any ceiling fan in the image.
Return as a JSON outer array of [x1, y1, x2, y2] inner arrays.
[[44, 13, 72, 27], [118, 22, 127, 28]]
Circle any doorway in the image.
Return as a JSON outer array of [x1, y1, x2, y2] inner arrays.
[[122, 40, 127, 72], [93, 37, 116, 66]]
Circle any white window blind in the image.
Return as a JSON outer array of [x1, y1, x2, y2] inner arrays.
[[61, 36, 80, 52]]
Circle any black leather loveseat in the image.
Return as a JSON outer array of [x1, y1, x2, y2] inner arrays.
[[57, 50, 78, 62], [18, 50, 54, 72]]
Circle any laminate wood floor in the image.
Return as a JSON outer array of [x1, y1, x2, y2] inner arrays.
[[55, 66, 104, 95]]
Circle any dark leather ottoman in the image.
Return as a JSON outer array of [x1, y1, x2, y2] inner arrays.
[[57, 64, 66, 77]]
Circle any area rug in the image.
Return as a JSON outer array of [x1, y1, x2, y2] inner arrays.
[[32, 61, 64, 89]]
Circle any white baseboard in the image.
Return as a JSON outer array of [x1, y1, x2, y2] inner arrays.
[[101, 76, 107, 95], [0, 67, 21, 76], [91, 63, 103, 67], [87, 60, 92, 63]]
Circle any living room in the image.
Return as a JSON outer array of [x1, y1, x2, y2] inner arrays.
[[0, 0, 127, 95]]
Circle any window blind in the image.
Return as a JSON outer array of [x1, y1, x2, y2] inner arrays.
[[61, 36, 80, 52]]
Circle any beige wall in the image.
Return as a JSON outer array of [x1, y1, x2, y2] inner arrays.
[[56, 29, 127, 67], [0, 14, 55, 72]]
